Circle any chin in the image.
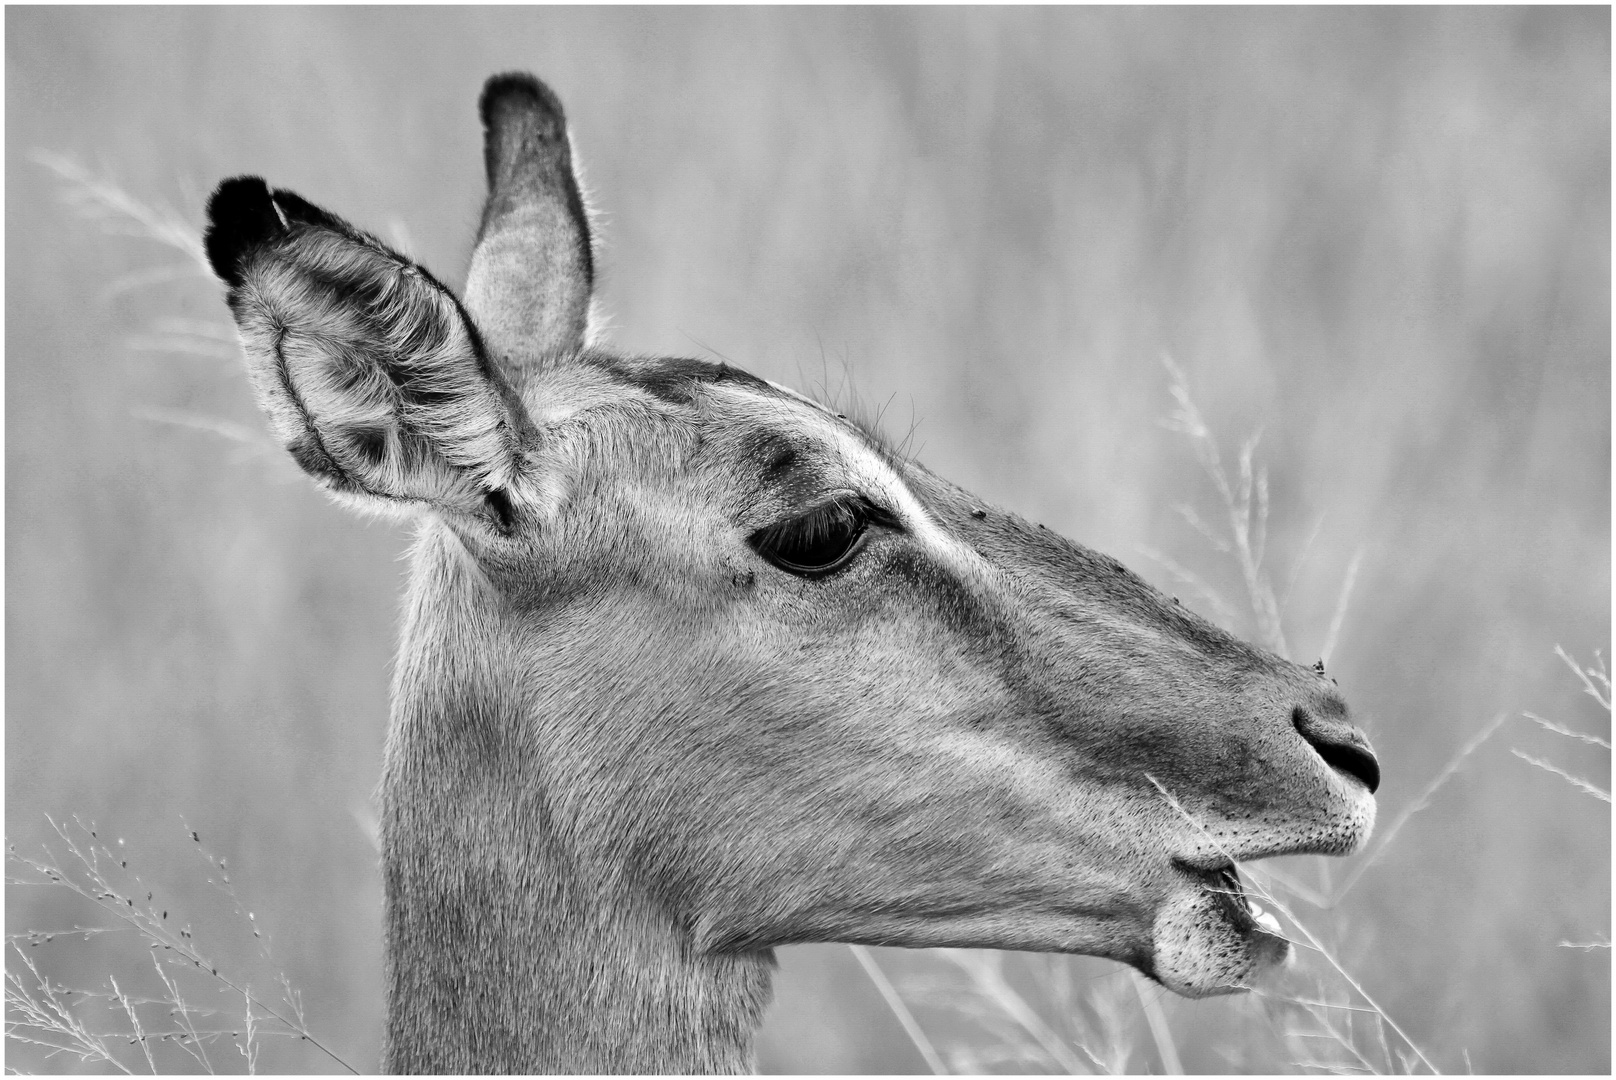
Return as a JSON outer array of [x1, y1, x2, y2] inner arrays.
[[1148, 866, 1293, 996]]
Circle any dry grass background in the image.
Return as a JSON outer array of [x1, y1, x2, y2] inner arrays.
[[6, 7, 1608, 1074]]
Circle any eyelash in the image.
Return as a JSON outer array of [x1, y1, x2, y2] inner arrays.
[[747, 497, 893, 577]]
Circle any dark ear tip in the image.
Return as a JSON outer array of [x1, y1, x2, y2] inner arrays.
[[479, 71, 566, 135], [204, 176, 278, 288], [204, 178, 350, 287]]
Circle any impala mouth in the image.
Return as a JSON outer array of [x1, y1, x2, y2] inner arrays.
[[1175, 861, 1282, 937], [1149, 859, 1290, 997]]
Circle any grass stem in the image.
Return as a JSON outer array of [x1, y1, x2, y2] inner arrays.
[[848, 945, 949, 1075]]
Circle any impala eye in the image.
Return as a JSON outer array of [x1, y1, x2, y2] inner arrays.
[[749, 498, 887, 577]]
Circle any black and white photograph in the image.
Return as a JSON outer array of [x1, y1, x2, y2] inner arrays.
[[6, 7, 1609, 1075]]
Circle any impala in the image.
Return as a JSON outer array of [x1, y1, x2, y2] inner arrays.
[[203, 72, 1379, 1074]]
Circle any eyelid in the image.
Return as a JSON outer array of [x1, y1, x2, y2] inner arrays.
[[862, 498, 903, 532], [793, 491, 902, 531]]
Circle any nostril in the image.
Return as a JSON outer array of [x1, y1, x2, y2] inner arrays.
[[1293, 707, 1381, 793], [1311, 738, 1381, 794]]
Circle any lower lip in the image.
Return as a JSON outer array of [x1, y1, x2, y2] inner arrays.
[[1149, 865, 1293, 996], [1176, 860, 1285, 939]]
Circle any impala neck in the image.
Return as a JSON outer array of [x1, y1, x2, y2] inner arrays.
[[380, 813, 774, 1072], [380, 533, 775, 1073]]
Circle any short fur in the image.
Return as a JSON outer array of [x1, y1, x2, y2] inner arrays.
[[205, 73, 1381, 1074], [464, 72, 596, 370]]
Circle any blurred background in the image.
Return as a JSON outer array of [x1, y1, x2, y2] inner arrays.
[[6, 7, 1608, 1074]]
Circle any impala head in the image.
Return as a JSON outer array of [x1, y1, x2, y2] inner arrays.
[[205, 74, 1377, 1004]]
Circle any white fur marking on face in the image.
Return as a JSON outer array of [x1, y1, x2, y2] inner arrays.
[[837, 429, 988, 581]]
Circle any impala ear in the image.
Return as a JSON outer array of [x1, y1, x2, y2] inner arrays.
[[465, 72, 594, 370], [204, 176, 535, 530]]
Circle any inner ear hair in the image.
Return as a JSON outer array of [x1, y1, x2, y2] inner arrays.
[[209, 177, 536, 526]]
